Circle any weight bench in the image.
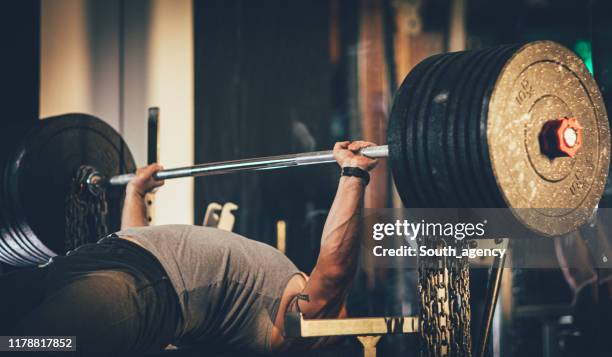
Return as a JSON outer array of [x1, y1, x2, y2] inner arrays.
[[284, 312, 419, 357]]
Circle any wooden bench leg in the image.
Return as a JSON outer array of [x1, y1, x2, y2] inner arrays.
[[356, 336, 381, 357]]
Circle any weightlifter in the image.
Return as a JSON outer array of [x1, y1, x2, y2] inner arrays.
[[0, 141, 377, 356]]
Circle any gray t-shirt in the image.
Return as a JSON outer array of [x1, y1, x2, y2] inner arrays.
[[115, 224, 300, 353]]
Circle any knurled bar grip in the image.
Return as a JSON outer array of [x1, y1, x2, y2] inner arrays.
[[108, 145, 389, 186]]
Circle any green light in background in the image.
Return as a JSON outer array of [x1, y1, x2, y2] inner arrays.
[[575, 40, 594, 74]]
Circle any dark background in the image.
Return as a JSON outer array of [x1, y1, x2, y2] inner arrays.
[[2, 0, 612, 356]]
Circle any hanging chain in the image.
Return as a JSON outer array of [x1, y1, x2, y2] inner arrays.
[[418, 237, 471, 357], [65, 166, 109, 252]]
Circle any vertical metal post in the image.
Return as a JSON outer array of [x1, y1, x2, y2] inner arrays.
[[145, 107, 159, 223], [476, 253, 507, 357]]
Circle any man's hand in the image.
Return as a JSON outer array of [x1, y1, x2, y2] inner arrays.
[[333, 141, 379, 171], [126, 163, 165, 197]]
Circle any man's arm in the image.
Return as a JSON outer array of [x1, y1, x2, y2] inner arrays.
[[121, 163, 165, 229], [296, 141, 378, 318]]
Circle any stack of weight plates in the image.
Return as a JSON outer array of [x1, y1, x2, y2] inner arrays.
[[388, 41, 610, 236], [0, 114, 135, 266]]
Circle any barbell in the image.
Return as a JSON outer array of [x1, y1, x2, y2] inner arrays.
[[97, 145, 390, 187], [0, 40, 609, 266]]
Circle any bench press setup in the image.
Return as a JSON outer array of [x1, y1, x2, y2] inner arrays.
[[0, 41, 609, 356]]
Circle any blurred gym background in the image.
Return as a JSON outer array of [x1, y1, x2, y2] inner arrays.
[[1, 1, 612, 356]]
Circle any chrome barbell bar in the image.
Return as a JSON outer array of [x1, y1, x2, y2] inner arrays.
[[92, 145, 389, 188]]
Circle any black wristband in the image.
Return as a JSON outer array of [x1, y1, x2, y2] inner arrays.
[[341, 166, 370, 185]]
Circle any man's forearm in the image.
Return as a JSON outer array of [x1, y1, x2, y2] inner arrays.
[[121, 191, 149, 229], [118, 163, 164, 229], [317, 176, 365, 281], [296, 175, 366, 318]]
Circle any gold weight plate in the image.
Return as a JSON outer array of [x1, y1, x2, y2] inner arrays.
[[488, 41, 610, 236]]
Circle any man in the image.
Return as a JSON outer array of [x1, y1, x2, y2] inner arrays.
[[0, 141, 377, 356]]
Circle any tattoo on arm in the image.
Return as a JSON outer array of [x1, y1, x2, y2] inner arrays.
[[287, 294, 310, 314]]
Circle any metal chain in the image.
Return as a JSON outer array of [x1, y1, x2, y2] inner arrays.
[[65, 166, 109, 252], [449, 239, 471, 355], [418, 237, 471, 357]]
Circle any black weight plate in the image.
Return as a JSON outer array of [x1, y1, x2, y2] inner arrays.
[[391, 41, 609, 236], [0, 177, 48, 265], [1, 114, 135, 265], [444, 46, 497, 207], [1, 176, 51, 262], [414, 53, 462, 206], [400, 54, 447, 206], [462, 45, 518, 207], [389, 53, 448, 207], [425, 50, 490, 207], [456, 46, 508, 207], [473, 45, 522, 207], [407, 53, 459, 206], [407, 55, 453, 206], [455, 46, 505, 207], [388, 58, 429, 207], [0, 232, 28, 266], [456, 45, 502, 207], [0, 227, 40, 265], [422, 53, 468, 207], [0, 149, 47, 265]]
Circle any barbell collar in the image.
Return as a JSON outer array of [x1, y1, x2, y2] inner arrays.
[[106, 145, 389, 186]]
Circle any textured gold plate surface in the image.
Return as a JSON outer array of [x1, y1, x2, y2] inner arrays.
[[488, 41, 610, 236]]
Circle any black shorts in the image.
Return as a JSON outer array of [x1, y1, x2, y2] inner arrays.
[[0, 235, 181, 356]]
